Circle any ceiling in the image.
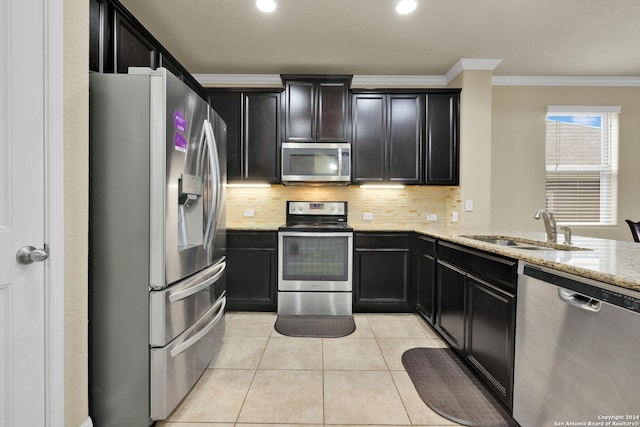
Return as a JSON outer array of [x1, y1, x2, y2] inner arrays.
[[119, 0, 640, 77]]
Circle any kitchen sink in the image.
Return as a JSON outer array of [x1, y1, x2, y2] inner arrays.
[[461, 235, 592, 251]]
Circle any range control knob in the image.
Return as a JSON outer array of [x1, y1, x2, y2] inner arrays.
[[297, 204, 304, 212]]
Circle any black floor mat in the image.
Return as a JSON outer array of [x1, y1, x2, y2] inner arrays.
[[402, 347, 518, 427], [274, 315, 356, 338]]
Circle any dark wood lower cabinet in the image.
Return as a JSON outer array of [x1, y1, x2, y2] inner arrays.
[[414, 234, 436, 324], [434, 261, 466, 351], [466, 275, 515, 408], [354, 232, 412, 312], [432, 239, 517, 410], [226, 231, 277, 311]]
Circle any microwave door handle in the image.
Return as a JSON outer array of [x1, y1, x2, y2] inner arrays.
[[337, 148, 343, 177]]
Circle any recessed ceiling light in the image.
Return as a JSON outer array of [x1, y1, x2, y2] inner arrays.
[[256, 0, 276, 13], [396, 0, 417, 14]]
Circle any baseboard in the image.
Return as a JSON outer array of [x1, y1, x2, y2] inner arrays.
[[79, 417, 93, 427]]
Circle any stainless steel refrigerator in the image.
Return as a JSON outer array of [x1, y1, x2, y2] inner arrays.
[[89, 68, 227, 426]]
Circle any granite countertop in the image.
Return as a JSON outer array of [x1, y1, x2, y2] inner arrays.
[[383, 225, 640, 294], [228, 223, 640, 294]]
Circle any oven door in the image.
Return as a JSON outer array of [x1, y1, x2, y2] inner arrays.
[[278, 231, 353, 291]]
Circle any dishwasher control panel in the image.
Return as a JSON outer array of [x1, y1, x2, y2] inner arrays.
[[523, 264, 640, 314]]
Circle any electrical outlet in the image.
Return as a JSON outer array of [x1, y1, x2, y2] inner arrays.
[[426, 213, 438, 221], [243, 210, 255, 217], [362, 212, 374, 220], [452, 210, 459, 223]]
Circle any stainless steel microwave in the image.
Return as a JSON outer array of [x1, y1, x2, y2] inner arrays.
[[281, 142, 351, 184]]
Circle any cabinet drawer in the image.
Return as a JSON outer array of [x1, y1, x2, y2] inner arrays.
[[355, 232, 410, 249], [414, 234, 436, 256], [227, 231, 276, 249], [437, 241, 517, 291]]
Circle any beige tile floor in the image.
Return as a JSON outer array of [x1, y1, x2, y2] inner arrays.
[[157, 312, 462, 427]]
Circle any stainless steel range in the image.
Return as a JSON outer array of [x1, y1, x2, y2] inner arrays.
[[278, 201, 353, 315]]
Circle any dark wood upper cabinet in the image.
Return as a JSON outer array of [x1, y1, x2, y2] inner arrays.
[[114, 10, 157, 73], [208, 92, 242, 180], [388, 94, 422, 183], [284, 81, 315, 142], [243, 92, 281, 182], [207, 89, 281, 183], [352, 94, 386, 182], [90, 0, 205, 98], [352, 93, 422, 184], [89, 0, 103, 72], [282, 75, 351, 143], [425, 92, 460, 185]]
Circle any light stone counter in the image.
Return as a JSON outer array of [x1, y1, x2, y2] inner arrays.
[[227, 223, 282, 231], [355, 224, 640, 293], [228, 223, 640, 293]]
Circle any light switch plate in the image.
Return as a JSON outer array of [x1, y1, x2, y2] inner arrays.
[[465, 200, 474, 212], [452, 211, 459, 222], [426, 213, 438, 221]]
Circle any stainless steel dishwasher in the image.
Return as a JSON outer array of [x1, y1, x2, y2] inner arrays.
[[514, 263, 640, 427]]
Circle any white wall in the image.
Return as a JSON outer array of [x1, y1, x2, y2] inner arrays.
[[491, 85, 640, 241], [64, 0, 89, 424], [450, 70, 494, 230]]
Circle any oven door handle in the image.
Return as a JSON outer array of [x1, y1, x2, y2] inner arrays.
[[279, 231, 354, 238]]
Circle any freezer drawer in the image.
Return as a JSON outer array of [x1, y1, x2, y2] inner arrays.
[[150, 260, 226, 347], [150, 294, 226, 420]]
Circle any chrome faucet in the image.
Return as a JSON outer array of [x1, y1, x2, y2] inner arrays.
[[534, 209, 557, 243]]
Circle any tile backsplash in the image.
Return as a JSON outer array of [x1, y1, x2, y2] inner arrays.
[[226, 185, 462, 229]]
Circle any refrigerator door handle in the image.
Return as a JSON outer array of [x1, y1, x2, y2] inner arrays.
[[168, 261, 226, 303], [169, 296, 226, 358], [202, 119, 220, 250]]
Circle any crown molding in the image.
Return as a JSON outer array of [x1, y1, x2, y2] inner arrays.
[[445, 58, 503, 83], [492, 76, 640, 87], [194, 73, 283, 87], [351, 75, 447, 87], [193, 60, 640, 88]]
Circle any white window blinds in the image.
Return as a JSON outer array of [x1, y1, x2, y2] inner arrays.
[[545, 106, 620, 226]]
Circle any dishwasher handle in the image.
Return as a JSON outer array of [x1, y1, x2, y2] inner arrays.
[[558, 289, 601, 312]]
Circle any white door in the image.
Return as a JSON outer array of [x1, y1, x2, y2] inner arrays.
[[1, 0, 48, 425]]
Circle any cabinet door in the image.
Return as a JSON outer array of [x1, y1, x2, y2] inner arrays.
[[113, 10, 157, 73], [317, 82, 349, 142], [243, 92, 280, 182], [435, 261, 466, 351], [159, 52, 184, 81], [352, 94, 386, 182], [354, 233, 411, 312], [415, 252, 436, 324], [208, 92, 242, 181], [284, 81, 315, 142], [89, 0, 103, 72], [226, 231, 277, 311], [466, 275, 515, 408], [388, 94, 423, 183], [425, 93, 459, 185]]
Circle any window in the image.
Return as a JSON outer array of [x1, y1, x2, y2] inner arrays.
[[545, 106, 619, 226]]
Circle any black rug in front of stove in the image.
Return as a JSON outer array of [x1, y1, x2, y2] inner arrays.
[[274, 315, 356, 338], [402, 347, 519, 427]]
